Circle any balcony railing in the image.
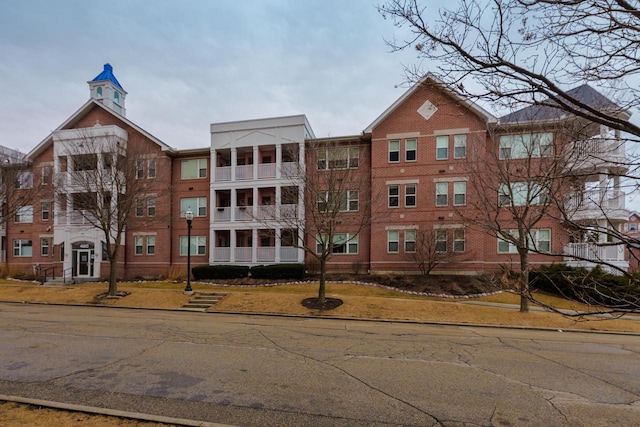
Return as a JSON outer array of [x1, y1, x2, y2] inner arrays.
[[215, 166, 231, 182], [280, 246, 298, 262], [279, 204, 298, 219], [56, 210, 97, 226], [235, 207, 252, 221], [256, 205, 276, 220], [214, 207, 231, 222], [258, 163, 276, 179], [567, 190, 625, 212], [214, 247, 231, 262], [564, 243, 628, 273], [280, 162, 298, 178], [257, 247, 276, 262], [235, 165, 253, 180], [235, 247, 252, 262]]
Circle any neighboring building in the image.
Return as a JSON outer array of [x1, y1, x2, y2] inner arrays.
[[0, 65, 633, 280], [624, 211, 640, 272]]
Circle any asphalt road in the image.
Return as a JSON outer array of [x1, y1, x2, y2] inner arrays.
[[1, 303, 639, 426]]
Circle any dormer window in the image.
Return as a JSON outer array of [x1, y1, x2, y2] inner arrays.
[[96, 87, 103, 98], [114, 91, 120, 104]]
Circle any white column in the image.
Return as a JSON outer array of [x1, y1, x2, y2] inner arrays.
[[231, 148, 237, 182], [253, 187, 259, 219], [276, 144, 282, 179], [230, 230, 236, 263], [230, 190, 237, 221], [211, 149, 217, 183], [253, 146, 259, 179], [275, 185, 282, 220], [275, 226, 281, 263], [252, 228, 258, 263]]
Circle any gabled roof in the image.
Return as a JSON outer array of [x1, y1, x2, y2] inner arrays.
[[28, 99, 175, 160], [500, 84, 630, 124], [364, 73, 497, 133], [90, 63, 126, 92]]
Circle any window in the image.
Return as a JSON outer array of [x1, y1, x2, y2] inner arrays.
[[96, 87, 103, 97], [317, 147, 359, 170], [499, 133, 553, 159], [147, 159, 156, 179], [16, 172, 33, 189], [435, 229, 447, 252], [454, 135, 467, 159], [180, 236, 207, 256], [15, 206, 33, 223], [453, 229, 465, 252], [389, 140, 400, 162], [41, 202, 50, 221], [315, 233, 358, 254], [41, 238, 50, 256], [498, 229, 551, 253], [388, 230, 399, 253], [453, 182, 466, 206], [114, 91, 120, 104], [436, 183, 448, 206], [181, 159, 207, 179], [405, 229, 416, 252], [136, 160, 144, 179], [346, 190, 359, 211], [317, 191, 359, 212], [631, 223, 638, 232], [42, 166, 51, 185], [135, 236, 143, 255], [389, 185, 399, 207], [147, 197, 156, 217], [436, 136, 448, 159], [135, 198, 144, 217], [181, 197, 207, 217], [405, 139, 417, 161], [147, 236, 155, 255], [499, 182, 548, 206], [405, 184, 416, 207], [13, 239, 32, 257]]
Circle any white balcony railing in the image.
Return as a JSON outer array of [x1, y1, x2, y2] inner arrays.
[[57, 210, 97, 226], [235, 165, 253, 180], [235, 247, 252, 262], [214, 247, 231, 262], [280, 162, 299, 179], [567, 189, 625, 212], [279, 204, 298, 219], [257, 247, 276, 262], [564, 243, 628, 273], [215, 166, 231, 182], [256, 205, 276, 220], [214, 207, 231, 222], [280, 246, 298, 262], [258, 163, 276, 179], [235, 207, 252, 221]]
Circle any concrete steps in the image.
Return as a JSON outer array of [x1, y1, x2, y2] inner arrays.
[[181, 292, 228, 311]]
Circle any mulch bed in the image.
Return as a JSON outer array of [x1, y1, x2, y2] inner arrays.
[[301, 297, 344, 310]]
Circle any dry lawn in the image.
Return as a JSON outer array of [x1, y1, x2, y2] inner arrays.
[[0, 279, 639, 333]]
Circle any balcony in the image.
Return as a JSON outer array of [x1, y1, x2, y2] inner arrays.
[[280, 246, 299, 262], [256, 205, 276, 220], [211, 246, 299, 263], [566, 190, 629, 223], [235, 165, 253, 180], [258, 163, 276, 179], [214, 247, 231, 262], [214, 207, 231, 222], [567, 138, 627, 173], [235, 247, 252, 262], [56, 210, 98, 226], [564, 243, 628, 273], [235, 207, 252, 221], [215, 166, 231, 182]]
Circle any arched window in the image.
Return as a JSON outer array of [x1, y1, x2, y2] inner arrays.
[[96, 87, 103, 97], [114, 91, 120, 103]]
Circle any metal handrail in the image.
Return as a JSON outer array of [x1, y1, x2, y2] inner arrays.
[[40, 266, 57, 285]]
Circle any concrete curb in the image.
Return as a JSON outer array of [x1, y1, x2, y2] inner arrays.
[[0, 394, 236, 427], [1, 299, 639, 336]]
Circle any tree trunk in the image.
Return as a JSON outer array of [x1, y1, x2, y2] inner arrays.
[[519, 249, 530, 313], [108, 245, 119, 296], [318, 258, 327, 305]]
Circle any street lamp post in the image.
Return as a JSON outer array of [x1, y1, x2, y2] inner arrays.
[[184, 208, 194, 295]]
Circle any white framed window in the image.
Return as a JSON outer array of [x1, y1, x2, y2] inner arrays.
[[41, 238, 50, 256], [389, 140, 400, 162], [317, 149, 327, 169], [42, 166, 51, 185], [15, 205, 33, 223], [388, 230, 399, 253], [16, 172, 33, 189], [346, 190, 359, 211], [135, 236, 143, 255], [136, 159, 145, 179], [454, 134, 467, 159], [180, 236, 206, 256], [499, 133, 553, 159], [436, 136, 448, 160], [316, 233, 358, 254], [147, 197, 156, 217], [499, 182, 548, 206], [453, 229, 465, 252], [135, 198, 144, 217], [181, 197, 207, 217], [405, 184, 416, 207], [181, 159, 207, 179], [349, 146, 359, 168], [317, 147, 359, 170], [41, 202, 50, 221], [389, 185, 400, 207], [435, 183, 448, 206], [435, 229, 447, 252], [317, 191, 359, 212], [147, 235, 156, 255], [147, 159, 157, 179], [453, 181, 466, 206], [13, 239, 32, 257], [631, 223, 638, 232], [405, 229, 416, 252], [498, 229, 551, 253], [405, 139, 417, 161]]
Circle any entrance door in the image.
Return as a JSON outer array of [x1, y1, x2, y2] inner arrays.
[[77, 250, 91, 276]]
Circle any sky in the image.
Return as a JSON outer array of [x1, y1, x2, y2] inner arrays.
[[0, 0, 420, 152]]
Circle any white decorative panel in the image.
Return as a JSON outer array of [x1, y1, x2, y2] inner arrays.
[[417, 100, 437, 121]]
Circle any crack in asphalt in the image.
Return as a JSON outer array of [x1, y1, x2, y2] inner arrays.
[[256, 329, 444, 426]]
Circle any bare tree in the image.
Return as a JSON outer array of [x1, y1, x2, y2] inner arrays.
[[271, 139, 377, 305], [0, 147, 42, 231], [55, 130, 167, 296], [407, 226, 460, 276]]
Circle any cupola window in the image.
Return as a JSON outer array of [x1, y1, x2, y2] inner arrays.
[[96, 87, 103, 97], [114, 91, 120, 104]]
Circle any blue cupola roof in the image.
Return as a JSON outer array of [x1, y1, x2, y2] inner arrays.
[[91, 63, 124, 91]]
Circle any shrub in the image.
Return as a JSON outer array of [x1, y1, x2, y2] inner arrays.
[[250, 264, 305, 280], [192, 265, 249, 280]]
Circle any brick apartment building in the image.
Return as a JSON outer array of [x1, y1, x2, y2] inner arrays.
[[0, 64, 632, 281]]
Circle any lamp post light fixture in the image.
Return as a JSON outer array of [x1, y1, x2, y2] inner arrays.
[[184, 208, 194, 295]]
